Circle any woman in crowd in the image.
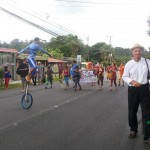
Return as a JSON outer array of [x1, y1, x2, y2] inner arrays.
[[109, 62, 118, 91], [97, 63, 104, 90], [106, 63, 112, 80], [118, 62, 125, 86], [63, 65, 70, 90]]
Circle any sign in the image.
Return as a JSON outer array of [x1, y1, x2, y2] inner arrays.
[[80, 70, 97, 83], [77, 55, 81, 68], [77, 55, 81, 63]]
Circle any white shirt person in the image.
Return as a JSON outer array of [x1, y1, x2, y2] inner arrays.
[[122, 44, 150, 144], [123, 57, 150, 86]]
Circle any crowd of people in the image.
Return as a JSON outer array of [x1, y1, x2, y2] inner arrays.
[[1, 38, 150, 145], [1, 37, 126, 92], [16, 60, 82, 91], [1, 58, 126, 92]]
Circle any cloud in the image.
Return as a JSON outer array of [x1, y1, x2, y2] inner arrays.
[[0, 0, 150, 50]]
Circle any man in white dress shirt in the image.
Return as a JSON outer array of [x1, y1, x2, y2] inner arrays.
[[123, 44, 150, 144]]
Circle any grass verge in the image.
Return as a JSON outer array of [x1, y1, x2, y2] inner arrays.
[[0, 83, 22, 91]]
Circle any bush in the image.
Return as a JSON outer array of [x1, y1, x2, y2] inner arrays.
[[0, 68, 3, 79], [0, 68, 4, 86]]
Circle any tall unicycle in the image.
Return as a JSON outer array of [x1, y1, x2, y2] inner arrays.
[[21, 81, 33, 109]]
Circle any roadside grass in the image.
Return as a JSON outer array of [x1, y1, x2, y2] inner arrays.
[[0, 83, 22, 91], [0, 76, 67, 91]]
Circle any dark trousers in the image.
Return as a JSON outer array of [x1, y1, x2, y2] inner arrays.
[[110, 79, 117, 87], [97, 75, 104, 86], [128, 83, 150, 139], [47, 76, 53, 85], [32, 76, 37, 86], [74, 77, 81, 89]]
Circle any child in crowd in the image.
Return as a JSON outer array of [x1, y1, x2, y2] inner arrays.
[[45, 66, 53, 89], [74, 66, 82, 91], [4, 66, 11, 90]]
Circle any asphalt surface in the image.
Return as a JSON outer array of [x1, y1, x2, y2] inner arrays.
[[0, 80, 149, 150]]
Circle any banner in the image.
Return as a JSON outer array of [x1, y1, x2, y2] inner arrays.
[[80, 70, 97, 83]]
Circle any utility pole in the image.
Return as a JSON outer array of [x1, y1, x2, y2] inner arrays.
[[148, 15, 150, 36], [87, 36, 89, 62], [148, 16, 150, 51], [107, 36, 112, 63], [107, 36, 112, 45]]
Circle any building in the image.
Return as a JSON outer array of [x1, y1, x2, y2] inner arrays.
[[16, 54, 49, 66], [0, 48, 18, 80]]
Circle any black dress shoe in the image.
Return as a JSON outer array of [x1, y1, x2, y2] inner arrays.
[[128, 131, 137, 138]]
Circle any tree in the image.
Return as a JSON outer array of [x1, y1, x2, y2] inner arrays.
[[89, 42, 112, 64], [0, 41, 2, 48], [9, 39, 29, 51], [48, 34, 84, 58], [0, 36, 138, 64], [48, 48, 63, 59], [2, 42, 9, 48], [113, 47, 131, 65]]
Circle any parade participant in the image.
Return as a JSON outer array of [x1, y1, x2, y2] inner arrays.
[[106, 63, 112, 80], [109, 62, 118, 91], [97, 63, 104, 89], [17, 37, 51, 83], [72, 60, 78, 87], [63, 65, 70, 90], [58, 62, 64, 80], [118, 62, 125, 86], [16, 58, 29, 92], [37, 62, 44, 85], [45, 66, 53, 89], [32, 71, 37, 86], [74, 66, 82, 91], [122, 44, 150, 144]]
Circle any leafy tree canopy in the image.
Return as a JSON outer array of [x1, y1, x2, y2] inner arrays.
[[2, 34, 148, 65]]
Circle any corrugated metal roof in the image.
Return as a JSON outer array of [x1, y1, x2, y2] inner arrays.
[[0, 48, 18, 53], [48, 58, 66, 63], [16, 54, 48, 60]]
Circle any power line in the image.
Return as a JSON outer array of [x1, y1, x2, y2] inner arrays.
[[0, 6, 60, 37], [57, 0, 81, 17], [3, 0, 76, 35], [56, 0, 113, 4], [56, 0, 150, 5]]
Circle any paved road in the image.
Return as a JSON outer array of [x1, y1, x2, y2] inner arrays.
[[0, 81, 149, 150]]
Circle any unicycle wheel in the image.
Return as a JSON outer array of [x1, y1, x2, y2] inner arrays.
[[21, 93, 33, 109]]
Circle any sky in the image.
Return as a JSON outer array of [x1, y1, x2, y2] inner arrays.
[[0, 0, 150, 50]]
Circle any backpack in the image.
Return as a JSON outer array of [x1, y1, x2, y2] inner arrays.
[[75, 72, 80, 78], [16, 67, 21, 75]]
